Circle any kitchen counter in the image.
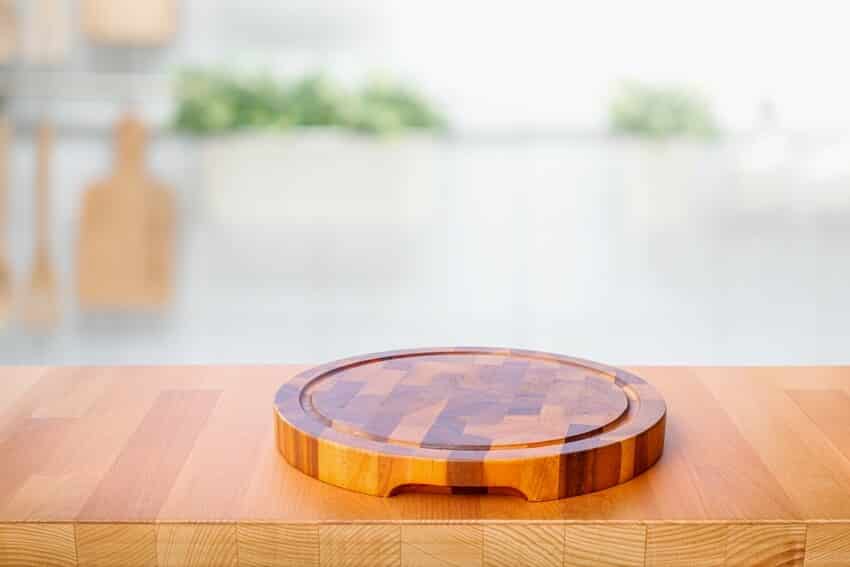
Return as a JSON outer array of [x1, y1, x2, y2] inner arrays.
[[1, 365, 850, 565]]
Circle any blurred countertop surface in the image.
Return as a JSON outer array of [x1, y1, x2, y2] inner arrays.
[[0, 134, 848, 366]]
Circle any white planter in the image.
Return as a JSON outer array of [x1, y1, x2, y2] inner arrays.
[[612, 140, 722, 231], [201, 130, 443, 231]]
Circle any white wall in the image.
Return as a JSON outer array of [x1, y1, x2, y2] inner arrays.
[[5, 0, 850, 133]]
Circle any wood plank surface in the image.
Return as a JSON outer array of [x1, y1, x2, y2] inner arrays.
[[787, 389, 850, 464], [699, 367, 850, 519], [78, 390, 221, 522], [1, 365, 850, 566]]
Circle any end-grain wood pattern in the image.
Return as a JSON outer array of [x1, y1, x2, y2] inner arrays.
[[318, 524, 400, 567], [75, 523, 157, 567], [563, 524, 646, 567], [237, 523, 319, 567], [2, 366, 850, 566], [156, 523, 237, 567], [805, 523, 850, 566], [645, 524, 727, 567], [275, 348, 667, 501], [724, 524, 805, 567], [0, 523, 76, 567], [483, 524, 564, 567], [401, 524, 483, 566], [7, 521, 850, 567]]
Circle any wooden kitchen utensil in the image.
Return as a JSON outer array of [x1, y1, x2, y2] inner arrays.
[[77, 115, 174, 309], [82, 0, 176, 46], [0, 0, 16, 63], [22, 121, 59, 329], [0, 115, 11, 326], [275, 347, 667, 501]]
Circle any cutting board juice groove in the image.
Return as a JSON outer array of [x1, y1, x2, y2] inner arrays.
[[275, 347, 667, 501]]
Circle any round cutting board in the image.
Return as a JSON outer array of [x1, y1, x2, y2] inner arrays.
[[274, 348, 666, 501]]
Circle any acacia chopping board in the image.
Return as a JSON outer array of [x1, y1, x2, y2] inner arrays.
[[82, 0, 176, 45], [275, 347, 667, 501], [77, 115, 174, 309]]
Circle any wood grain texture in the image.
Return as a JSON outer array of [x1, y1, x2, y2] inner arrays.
[[78, 389, 220, 522], [0, 523, 76, 567], [276, 348, 666, 501], [724, 524, 805, 567], [76, 523, 156, 567], [237, 523, 319, 567], [0, 417, 70, 511], [804, 524, 850, 566], [401, 524, 482, 566], [645, 524, 726, 567], [787, 389, 850, 464], [654, 368, 798, 520], [563, 524, 645, 567], [0, 365, 849, 523], [156, 523, 237, 567], [319, 524, 400, 567], [483, 524, 563, 567], [699, 368, 850, 519], [0, 366, 849, 565]]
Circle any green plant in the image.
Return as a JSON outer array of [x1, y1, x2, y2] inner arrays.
[[609, 81, 718, 139], [172, 68, 447, 137], [173, 69, 291, 133], [346, 77, 447, 134]]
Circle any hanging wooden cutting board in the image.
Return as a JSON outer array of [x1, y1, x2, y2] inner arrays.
[[77, 115, 174, 309], [82, 0, 176, 46], [0, 0, 16, 63]]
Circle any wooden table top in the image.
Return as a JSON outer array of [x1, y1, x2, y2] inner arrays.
[[2, 364, 850, 524]]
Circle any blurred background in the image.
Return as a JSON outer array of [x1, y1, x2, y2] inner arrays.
[[0, 0, 848, 365]]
